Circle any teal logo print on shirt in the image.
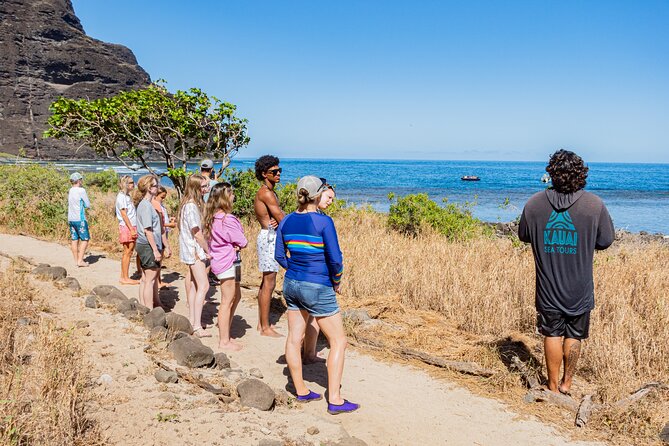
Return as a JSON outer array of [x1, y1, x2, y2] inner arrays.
[[543, 210, 578, 255]]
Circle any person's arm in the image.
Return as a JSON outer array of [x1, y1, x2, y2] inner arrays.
[[517, 208, 531, 243], [274, 217, 288, 269], [185, 205, 210, 257], [82, 189, 91, 208], [595, 203, 615, 250], [120, 209, 137, 237], [262, 189, 285, 224], [321, 217, 344, 291], [228, 217, 248, 249]]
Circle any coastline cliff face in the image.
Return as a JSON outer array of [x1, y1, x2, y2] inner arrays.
[[0, 0, 150, 158]]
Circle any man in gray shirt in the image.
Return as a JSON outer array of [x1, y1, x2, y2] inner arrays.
[[518, 150, 614, 395]]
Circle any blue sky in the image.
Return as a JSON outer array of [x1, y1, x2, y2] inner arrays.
[[72, 1, 669, 163]]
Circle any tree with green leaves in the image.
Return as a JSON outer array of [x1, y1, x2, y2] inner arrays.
[[44, 81, 250, 194]]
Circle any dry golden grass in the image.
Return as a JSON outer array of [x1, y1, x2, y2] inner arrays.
[[0, 264, 102, 445], [2, 188, 668, 443]]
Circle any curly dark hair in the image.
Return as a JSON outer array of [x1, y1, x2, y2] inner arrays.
[[546, 149, 588, 193], [254, 155, 280, 181]]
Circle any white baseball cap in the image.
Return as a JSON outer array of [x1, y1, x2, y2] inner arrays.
[[297, 175, 327, 199]]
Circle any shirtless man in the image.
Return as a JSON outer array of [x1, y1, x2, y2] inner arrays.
[[253, 155, 285, 337]]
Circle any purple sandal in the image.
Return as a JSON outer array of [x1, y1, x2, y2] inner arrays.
[[327, 399, 360, 415], [296, 390, 322, 402]]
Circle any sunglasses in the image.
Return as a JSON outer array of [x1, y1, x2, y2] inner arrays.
[[319, 177, 334, 191], [267, 168, 282, 175]]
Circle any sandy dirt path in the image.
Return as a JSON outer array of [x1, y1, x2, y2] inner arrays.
[[0, 233, 602, 446]]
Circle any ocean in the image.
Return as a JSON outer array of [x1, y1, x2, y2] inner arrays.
[[14, 158, 669, 234]]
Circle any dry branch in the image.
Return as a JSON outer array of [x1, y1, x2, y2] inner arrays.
[[612, 382, 666, 409], [523, 389, 580, 412], [575, 394, 596, 427], [353, 335, 496, 377], [510, 355, 541, 389], [154, 358, 231, 396]]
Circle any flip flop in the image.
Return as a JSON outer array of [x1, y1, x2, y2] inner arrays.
[[193, 328, 212, 338], [296, 390, 322, 402], [327, 399, 360, 415]]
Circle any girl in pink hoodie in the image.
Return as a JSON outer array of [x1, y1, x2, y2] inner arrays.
[[203, 182, 248, 351]]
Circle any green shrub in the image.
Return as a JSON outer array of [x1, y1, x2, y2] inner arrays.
[[388, 193, 491, 240], [85, 168, 118, 193], [0, 164, 70, 238], [223, 168, 299, 220]]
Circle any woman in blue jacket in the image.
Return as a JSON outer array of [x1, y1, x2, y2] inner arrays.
[[275, 176, 359, 415]]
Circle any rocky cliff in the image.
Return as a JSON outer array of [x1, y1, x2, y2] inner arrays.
[[0, 0, 150, 158]]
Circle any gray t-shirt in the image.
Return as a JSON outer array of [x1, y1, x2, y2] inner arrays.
[[136, 199, 163, 250]]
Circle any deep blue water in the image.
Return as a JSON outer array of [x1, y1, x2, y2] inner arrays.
[[20, 158, 669, 233]]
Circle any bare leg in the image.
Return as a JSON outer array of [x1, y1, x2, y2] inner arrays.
[[152, 271, 161, 308], [258, 272, 281, 337], [303, 316, 325, 363], [544, 336, 564, 393], [218, 278, 242, 351], [285, 310, 310, 396], [190, 259, 210, 333], [185, 267, 195, 319], [77, 240, 89, 266], [70, 240, 78, 264], [229, 281, 241, 328], [138, 267, 146, 304], [135, 254, 142, 278], [317, 312, 348, 405], [141, 268, 159, 309], [120, 242, 139, 284], [560, 338, 581, 393]]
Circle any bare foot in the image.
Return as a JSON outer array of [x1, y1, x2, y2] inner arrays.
[[218, 340, 243, 352], [303, 354, 327, 364], [77, 262, 90, 267], [119, 279, 140, 285], [257, 323, 277, 331], [259, 327, 283, 338], [194, 328, 212, 338]]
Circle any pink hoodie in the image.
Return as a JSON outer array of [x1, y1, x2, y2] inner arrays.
[[208, 212, 248, 275]]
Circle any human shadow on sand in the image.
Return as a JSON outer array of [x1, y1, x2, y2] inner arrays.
[[84, 254, 104, 264]]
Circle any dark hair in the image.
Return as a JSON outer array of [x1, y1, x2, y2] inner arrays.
[[254, 155, 280, 181], [546, 149, 588, 194]]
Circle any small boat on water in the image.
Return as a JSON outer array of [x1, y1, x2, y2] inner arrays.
[[541, 173, 551, 183], [461, 175, 480, 181]]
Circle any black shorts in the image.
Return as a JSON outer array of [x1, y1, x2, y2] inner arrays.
[[537, 310, 590, 340], [136, 243, 161, 270]]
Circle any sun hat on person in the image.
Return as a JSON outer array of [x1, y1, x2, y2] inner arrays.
[[200, 159, 214, 169], [69, 172, 83, 181], [297, 175, 327, 199]]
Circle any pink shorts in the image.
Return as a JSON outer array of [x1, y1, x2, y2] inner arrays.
[[119, 225, 137, 244]]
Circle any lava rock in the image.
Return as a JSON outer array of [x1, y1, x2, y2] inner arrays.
[[56, 276, 81, 291], [143, 307, 166, 329], [84, 295, 98, 308], [342, 309, 371, 323], [213, 352, 231, 370], [154, 369, 178, 384], [32, 265, 67, 280], [168, 335, 214, 368], [92, 285, 129, 309], [236, 379, 276, 411], [148, 325, 168, 342], [165, 312, 193, 335]]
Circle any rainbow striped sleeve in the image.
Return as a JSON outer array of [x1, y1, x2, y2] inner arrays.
[[285, 234, 325, 253], [332, 266, 344, 285]]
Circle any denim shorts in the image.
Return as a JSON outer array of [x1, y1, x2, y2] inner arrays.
[[283, 277, 340, 317], [69, 220, 90, 241]]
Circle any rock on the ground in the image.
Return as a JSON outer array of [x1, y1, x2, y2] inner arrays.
[[258, 440, 283, 446], [55, 276, 81, 291], [249, 368, 264, 379], [154, 369, 178, 384], [96, 374, 113, 385], [236, 378, 276, 411], [92, 285, 129, 308], [143, 307, 166, 329], [168, 335, 214, 368], [324, 437, 368, 446], [213, 352, 231, 370], [342, 309, 371, 323], [307, 426, 319, 435], [84, 295, 98, 308], [165, 312, 193, 335], [148, 326, 168, 342], [135, 303, 150, 315], [661, 423, 669, 444], [31, 264, 67, 280]]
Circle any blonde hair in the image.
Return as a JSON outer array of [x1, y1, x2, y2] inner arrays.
[[297, 187, 321, 207], [133, 175, 158, 207], [178, 174, 206, 226], [203, 182, 234, 239], [119, 175, 134, 195]]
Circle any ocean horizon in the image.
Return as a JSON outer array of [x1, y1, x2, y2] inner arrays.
[[5, 157, 668, 234]]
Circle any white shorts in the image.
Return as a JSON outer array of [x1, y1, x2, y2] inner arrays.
[[216, 264, 236, 280], [257, 228, 279, 273]]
